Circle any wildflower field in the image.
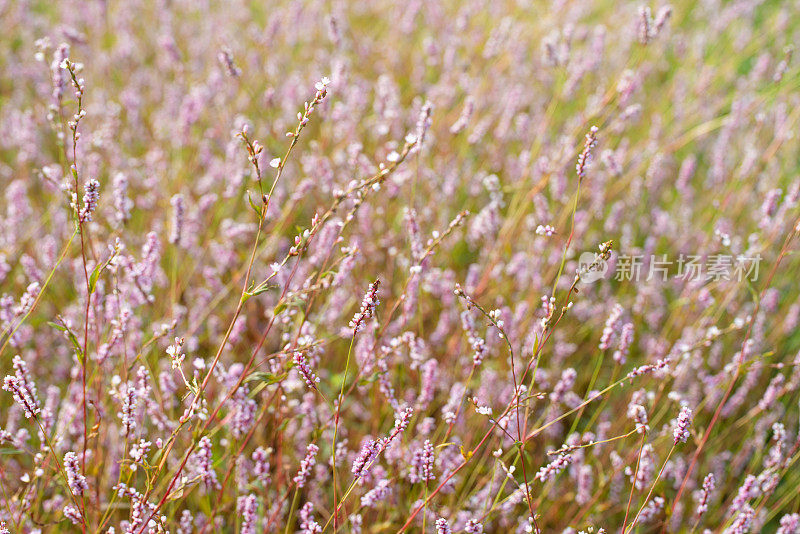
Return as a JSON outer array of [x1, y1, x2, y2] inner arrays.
[[1, 0, 800, 532]]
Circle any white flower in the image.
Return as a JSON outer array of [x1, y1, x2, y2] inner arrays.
[[315, 76, 331, 90]]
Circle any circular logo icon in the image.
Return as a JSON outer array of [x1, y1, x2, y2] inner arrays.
[[578, 251, 608, 284]]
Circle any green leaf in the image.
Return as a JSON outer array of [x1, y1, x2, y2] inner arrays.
[[250, 283, 273, 297], [88, 262, 103, 293], [247, 191, 263, 218], [246, 371, 287, 385], [531, 335, 540, 357], [246, 371, 287, 398], [273, 300, 287, 316], [244, 284, 272, 304], [48, 321, 83, 357]]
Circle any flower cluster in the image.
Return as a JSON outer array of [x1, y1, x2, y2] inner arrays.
[[0, 1, 799, 532], [2, 355, 40, 419], [349, 280, 380, 334], [64, 451, 88, 496], [293, 444, 320, 488], [673, 405, 693, 444]]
